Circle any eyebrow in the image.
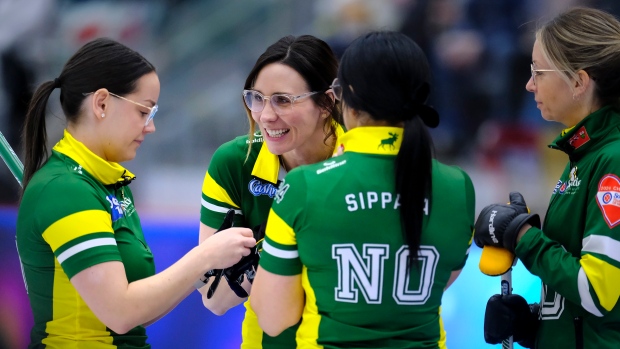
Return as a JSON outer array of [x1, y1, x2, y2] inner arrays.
[[143, 99, 156, 107], [251, 88, 300, 95]]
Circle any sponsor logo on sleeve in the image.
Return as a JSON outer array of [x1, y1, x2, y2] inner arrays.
[[106, 195, 124, 222], [596, 174, 620, 228]]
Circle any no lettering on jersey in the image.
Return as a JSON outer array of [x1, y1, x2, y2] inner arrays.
[[17, 130, 154, 348], [261, 126, 475, 349]]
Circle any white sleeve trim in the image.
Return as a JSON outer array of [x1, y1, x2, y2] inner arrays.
[[201, 199, 243, 215], [57, 238, 117, 264], [582, 235, 620, 263], [262, 240, 299, 259]]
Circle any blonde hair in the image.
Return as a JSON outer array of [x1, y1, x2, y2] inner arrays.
[[537, 7, 620, 106]]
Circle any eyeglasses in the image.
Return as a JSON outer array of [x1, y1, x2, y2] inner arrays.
[[83, 91, 158, 126], [242, 90, 319, 115], [530, 64, 564, 86], [330, 78, 342, 100]]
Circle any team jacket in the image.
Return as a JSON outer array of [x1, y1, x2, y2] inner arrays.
[[516, 105, 620, 349], [200, 126, 344, 349], [260, 126, 475, 348], [16, 130, 154, 348]]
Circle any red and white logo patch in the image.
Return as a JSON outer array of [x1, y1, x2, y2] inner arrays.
[[596, 174, 620, 228], [568, 126, 590, 149]]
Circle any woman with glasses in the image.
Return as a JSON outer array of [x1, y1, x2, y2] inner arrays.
[[473, 7, 620, 349], [251, 30, 475, 348], [16, 37, 255, 348], [197, 35, 342, 349]]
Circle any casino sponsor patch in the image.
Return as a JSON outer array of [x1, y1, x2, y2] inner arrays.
[[596, 174, 620, 228], [568, 126, 590, 150], [248, 178, 278, 198]]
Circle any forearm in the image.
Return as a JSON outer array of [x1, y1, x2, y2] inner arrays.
[[252, 266, 303, 337], [516, 228, 589, 310], [73, 246, 213, 334], [143, 287, 193, 327], [445, 269, 463, 290]]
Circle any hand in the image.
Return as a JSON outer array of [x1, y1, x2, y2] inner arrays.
[[484, 294, 539, 348], [201, 227, 255, 270], [474, 192, 540, 253], [222, 222, 266, 298]]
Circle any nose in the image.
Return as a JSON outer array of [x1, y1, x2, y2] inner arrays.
[[259, 99, 278, 122], [525, 76, 535, 93], [143, 120, 156, 134]]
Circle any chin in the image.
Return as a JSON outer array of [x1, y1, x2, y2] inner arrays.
[[264, 140, 291, 156]]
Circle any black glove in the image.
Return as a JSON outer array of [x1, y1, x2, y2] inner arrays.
[[474, 192, 541, 253], [222, 222, 266, 298], [484, 294, 540, 348], [199, 209, 235, 298]]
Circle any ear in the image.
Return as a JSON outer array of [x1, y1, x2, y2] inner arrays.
[[90, 88, 111, 120], [572, 69, 591, 97], [324, 89, 336, 104], [320, 90, 337, 118]]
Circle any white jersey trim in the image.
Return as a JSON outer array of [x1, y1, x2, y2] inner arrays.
[[57, 237, 117, 264], [201, 199, 243, 215], [263, 240, 299, 259], [582, 235, 620, 263], [578, 267, 604, 317]]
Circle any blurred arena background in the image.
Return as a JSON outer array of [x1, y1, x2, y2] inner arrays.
[[1, 0, 618, 348]]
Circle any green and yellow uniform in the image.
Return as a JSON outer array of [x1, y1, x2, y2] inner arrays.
[[200, 128, 343, 349], [260, 126, 475, 349], [16, 130, 154, 349], [517, 106, 620, 349]]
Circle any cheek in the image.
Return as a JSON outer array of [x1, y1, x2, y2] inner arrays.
[[251, 112, 261, 125]]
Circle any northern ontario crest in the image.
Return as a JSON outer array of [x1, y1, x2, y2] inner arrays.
[[379, 132, 398, 150]]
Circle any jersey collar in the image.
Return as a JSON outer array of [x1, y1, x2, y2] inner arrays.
[[251, 123, 346, 183], [53, 129, 136, 186], [549, 105, 620, 160], [338, 126, 403, 155]]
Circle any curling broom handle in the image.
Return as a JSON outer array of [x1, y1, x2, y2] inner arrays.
[[0, 130, 23, 187]]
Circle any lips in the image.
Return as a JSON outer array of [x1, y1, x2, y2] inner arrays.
[[264, 128, 290, 138]]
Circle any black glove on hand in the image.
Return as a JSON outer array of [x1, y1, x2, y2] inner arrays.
[[202, 209, 235, 298], [474, 192, 541, 253], [484, 294, 540, 348], [222, 222, 266, 298]]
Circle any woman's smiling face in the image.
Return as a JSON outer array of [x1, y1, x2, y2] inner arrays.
[[250, 63, 327, 157]]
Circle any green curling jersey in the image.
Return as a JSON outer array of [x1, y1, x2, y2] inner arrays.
[[516, 106, 620, 349], [16, 130, 155, 349], [200, 127, 344, 349], [259, 126, 475, 349]]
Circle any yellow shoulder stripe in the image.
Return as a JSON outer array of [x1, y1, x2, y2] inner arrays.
[[202, 172, 239, 208], [42, 210, 113, 252], [581, 254, 620, 311], [266, 209, 296, 246]]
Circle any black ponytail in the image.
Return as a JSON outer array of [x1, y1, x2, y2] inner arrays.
[[21, 38, 155, 192], [338, 31, 438, 266]]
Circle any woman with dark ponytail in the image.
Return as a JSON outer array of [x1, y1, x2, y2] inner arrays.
[[252, 31, 475, 348], [16, 38, 255, 348]]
